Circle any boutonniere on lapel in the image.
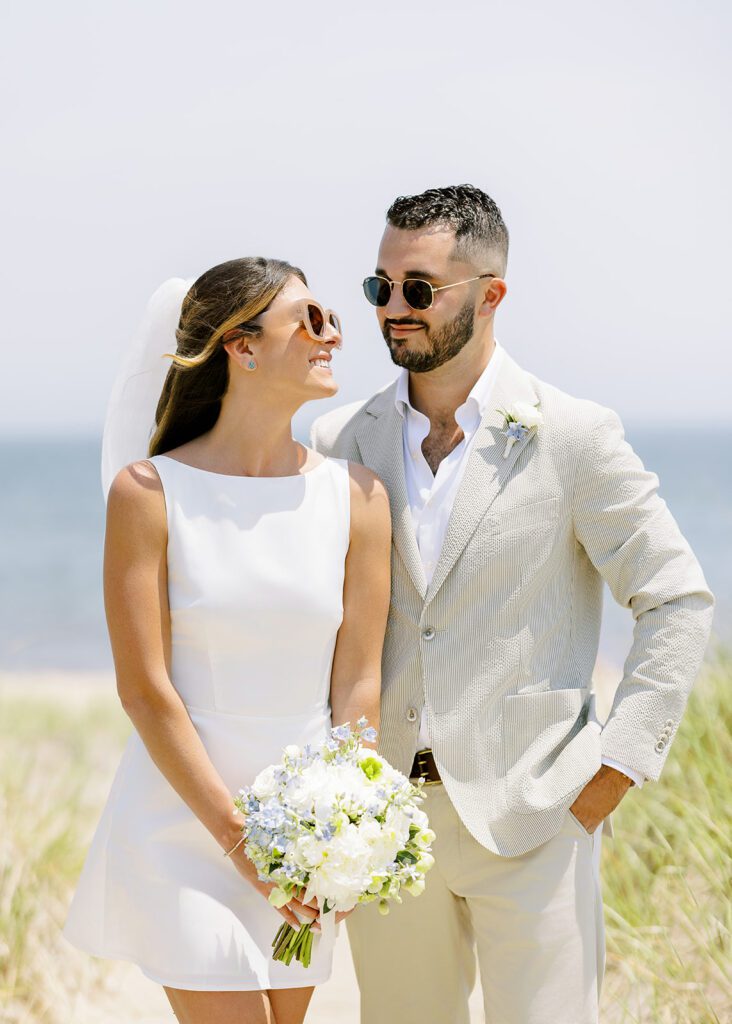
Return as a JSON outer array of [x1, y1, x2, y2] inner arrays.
[[497, 401, 544, 458]]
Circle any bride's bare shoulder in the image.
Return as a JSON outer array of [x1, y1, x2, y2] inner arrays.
[[107, 460, 165, 515], [346, 462, 391, 535]]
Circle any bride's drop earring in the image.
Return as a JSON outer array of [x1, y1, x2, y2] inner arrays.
[[241, 358, 257, 371]]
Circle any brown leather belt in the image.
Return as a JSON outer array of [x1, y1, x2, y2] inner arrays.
[[410, 748, 442, 785]]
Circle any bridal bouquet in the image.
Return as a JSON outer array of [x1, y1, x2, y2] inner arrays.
[[233, 717, 435, 967]]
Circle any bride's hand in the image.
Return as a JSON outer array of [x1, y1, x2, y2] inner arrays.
[[229, 845, 320, 932]]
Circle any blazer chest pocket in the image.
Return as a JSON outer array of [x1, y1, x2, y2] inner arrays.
[[502, 688, 602, 815], [480, 496, 565, 594]]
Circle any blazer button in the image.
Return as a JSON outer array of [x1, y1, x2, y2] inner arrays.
[[654, 740, 666, 753], [664, 719, 674, 728], [422, 627, 436, 641], [406, 707, 418, 723]]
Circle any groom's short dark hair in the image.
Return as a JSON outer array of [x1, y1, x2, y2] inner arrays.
[[386, 184, 509, 274]]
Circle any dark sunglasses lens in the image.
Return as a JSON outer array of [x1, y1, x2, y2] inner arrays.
[[363, 277, 391, 307], [307, 303, 325, 337], [402, 279, 433, 310], [328, 312, 341, 335]]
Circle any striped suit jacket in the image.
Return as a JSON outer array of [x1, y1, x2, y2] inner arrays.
[[311, 351, 714, 856]]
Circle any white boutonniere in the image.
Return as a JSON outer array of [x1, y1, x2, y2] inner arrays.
[[497, 401, 543, 458]]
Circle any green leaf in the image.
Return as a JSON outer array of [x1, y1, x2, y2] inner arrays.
[[268, 887, 291, 909]]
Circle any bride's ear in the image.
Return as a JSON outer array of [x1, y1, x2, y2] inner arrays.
[[222, 327, 259, 364]]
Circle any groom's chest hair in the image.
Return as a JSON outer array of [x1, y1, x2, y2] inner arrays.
[[420, 418, 466, 475]]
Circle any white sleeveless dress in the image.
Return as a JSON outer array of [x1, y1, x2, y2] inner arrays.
[[64, 454, 351, 990]]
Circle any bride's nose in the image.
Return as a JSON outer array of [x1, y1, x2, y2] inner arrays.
[[324, 323, 343, 350]]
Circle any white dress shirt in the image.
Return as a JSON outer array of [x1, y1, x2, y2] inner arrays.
[[394, 343, 644, 788]]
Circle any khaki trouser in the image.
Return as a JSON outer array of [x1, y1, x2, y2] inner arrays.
[[347, 785, 605, 1024]]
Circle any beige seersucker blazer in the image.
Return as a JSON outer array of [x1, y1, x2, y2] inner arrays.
[[311, 351, 714, 856]]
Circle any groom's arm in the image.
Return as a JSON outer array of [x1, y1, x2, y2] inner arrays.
[[569, 408, 714, 827]]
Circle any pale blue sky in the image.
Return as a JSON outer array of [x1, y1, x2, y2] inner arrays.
[[1, 0, 730, 437]]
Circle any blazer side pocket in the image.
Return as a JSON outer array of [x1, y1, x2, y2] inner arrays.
[[503, 688, 602, 815]]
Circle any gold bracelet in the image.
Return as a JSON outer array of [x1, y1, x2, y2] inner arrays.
[[223, 833, 246, 858]]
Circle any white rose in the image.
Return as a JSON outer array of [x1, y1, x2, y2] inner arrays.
[[510, 401, 543, 428], [251, 764, 279, 800]]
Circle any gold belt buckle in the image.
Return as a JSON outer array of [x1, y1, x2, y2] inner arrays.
[[415, 747, 441, 786]]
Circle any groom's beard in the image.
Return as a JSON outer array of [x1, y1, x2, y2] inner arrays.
[[382, 300, 475, 373]]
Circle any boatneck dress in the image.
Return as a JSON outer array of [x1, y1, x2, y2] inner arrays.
[[63, 453, 350, 990]]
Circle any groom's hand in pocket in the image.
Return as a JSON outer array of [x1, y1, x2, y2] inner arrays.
[[569, 764, 634, 833]]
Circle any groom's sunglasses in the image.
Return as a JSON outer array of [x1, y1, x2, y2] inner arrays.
[[362, 273, 495, 311]]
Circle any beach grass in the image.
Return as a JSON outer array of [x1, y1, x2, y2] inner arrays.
[[0, 656, 730, 1024], [0, 682, 132, 1023], [600, 648, 732, 1023]]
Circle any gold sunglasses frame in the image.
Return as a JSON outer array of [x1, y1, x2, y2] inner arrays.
[[363, 273, 495, 310]]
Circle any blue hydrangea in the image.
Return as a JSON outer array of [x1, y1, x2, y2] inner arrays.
[[505, 421, 528, 441]]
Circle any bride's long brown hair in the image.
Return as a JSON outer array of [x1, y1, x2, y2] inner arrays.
[[149, 257, 306, 456]]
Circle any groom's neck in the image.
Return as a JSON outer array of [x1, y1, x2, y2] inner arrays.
[[407, 337, 497, 424]]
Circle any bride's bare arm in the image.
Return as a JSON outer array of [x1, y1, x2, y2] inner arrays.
[[328, 463, 391, 744], [104, 460, 313, 929]]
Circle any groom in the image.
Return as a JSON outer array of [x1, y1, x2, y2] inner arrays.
[[311, 184, 713, 1023]]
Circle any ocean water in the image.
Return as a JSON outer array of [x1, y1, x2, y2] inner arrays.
[[0, 428, 729, 672]]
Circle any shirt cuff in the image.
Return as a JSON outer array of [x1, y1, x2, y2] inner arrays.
[[601, 757, 645, 788]]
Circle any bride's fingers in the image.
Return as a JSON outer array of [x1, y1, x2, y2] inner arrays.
[[292, 886, 316, 906], [276, 904, 303, 930], [282, 902, 321, 932], [288, 898, 320, 923]]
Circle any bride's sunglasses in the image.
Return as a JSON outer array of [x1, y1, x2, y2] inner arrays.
[[362, 273, 495, 311], [295, 300, 342, 346], [225, 300, 342, 348]]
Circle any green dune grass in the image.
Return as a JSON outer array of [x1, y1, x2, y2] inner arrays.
[[0, 655, 730, 1023], [601, 650, 732, 1023], [0, 689, 131, 1023]]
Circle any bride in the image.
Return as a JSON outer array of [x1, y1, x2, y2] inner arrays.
[[64, 257, 392, 1024]]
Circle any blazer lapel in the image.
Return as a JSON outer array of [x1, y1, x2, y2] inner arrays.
[[424, 353, 540, 605], [354, 385, 428, 599]]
